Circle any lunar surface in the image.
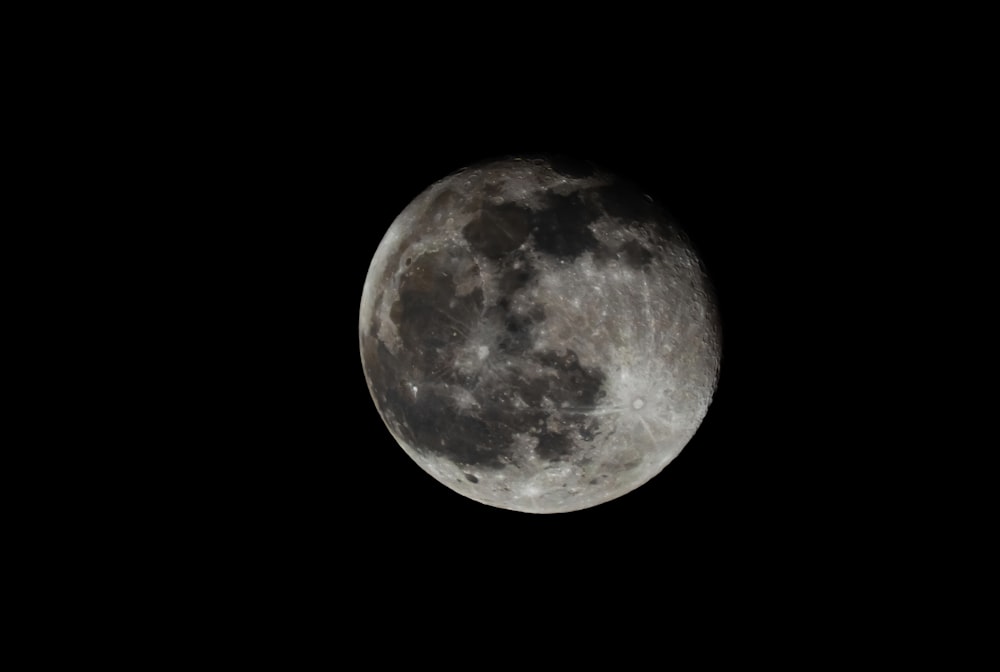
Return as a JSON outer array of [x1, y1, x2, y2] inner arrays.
[[359, 157, 721, 513]]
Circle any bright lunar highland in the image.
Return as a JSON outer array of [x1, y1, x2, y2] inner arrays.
[[360, 157, 721, 513]]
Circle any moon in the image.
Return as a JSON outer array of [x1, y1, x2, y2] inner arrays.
[[359, 157, 721, 513]]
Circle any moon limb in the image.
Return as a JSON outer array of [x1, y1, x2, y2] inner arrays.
[[359, 157, 721, 513]]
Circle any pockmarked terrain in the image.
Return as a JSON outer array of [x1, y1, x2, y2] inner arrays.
[[360, 157, 720, 513]]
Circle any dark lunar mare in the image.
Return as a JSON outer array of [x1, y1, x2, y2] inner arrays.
[[364, 200, 613, 471], [462, 193, 604, 261]]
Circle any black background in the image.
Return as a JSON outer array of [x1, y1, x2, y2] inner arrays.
[[227, 99, 842, 569], [48, 10, 955, 654], [170, 50, 883, 610]]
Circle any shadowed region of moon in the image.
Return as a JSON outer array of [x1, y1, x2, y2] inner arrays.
[[359, 156, 721, 513]]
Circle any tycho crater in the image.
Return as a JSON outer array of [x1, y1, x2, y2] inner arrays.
[[359, 157, 721, 513]]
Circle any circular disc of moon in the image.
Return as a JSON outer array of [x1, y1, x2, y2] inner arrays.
[[359, 157, 721, 513]]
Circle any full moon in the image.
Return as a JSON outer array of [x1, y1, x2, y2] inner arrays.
[[359, 157, 721, 513]]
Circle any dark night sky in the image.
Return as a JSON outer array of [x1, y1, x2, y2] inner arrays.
[[103, 14, 944, 643], [73, 14, 930, 646], [278, 105, 822, 555], [190, 66, 869, 600]]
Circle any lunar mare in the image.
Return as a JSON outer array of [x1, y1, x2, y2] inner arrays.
[[360, 157, 721, 513]]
